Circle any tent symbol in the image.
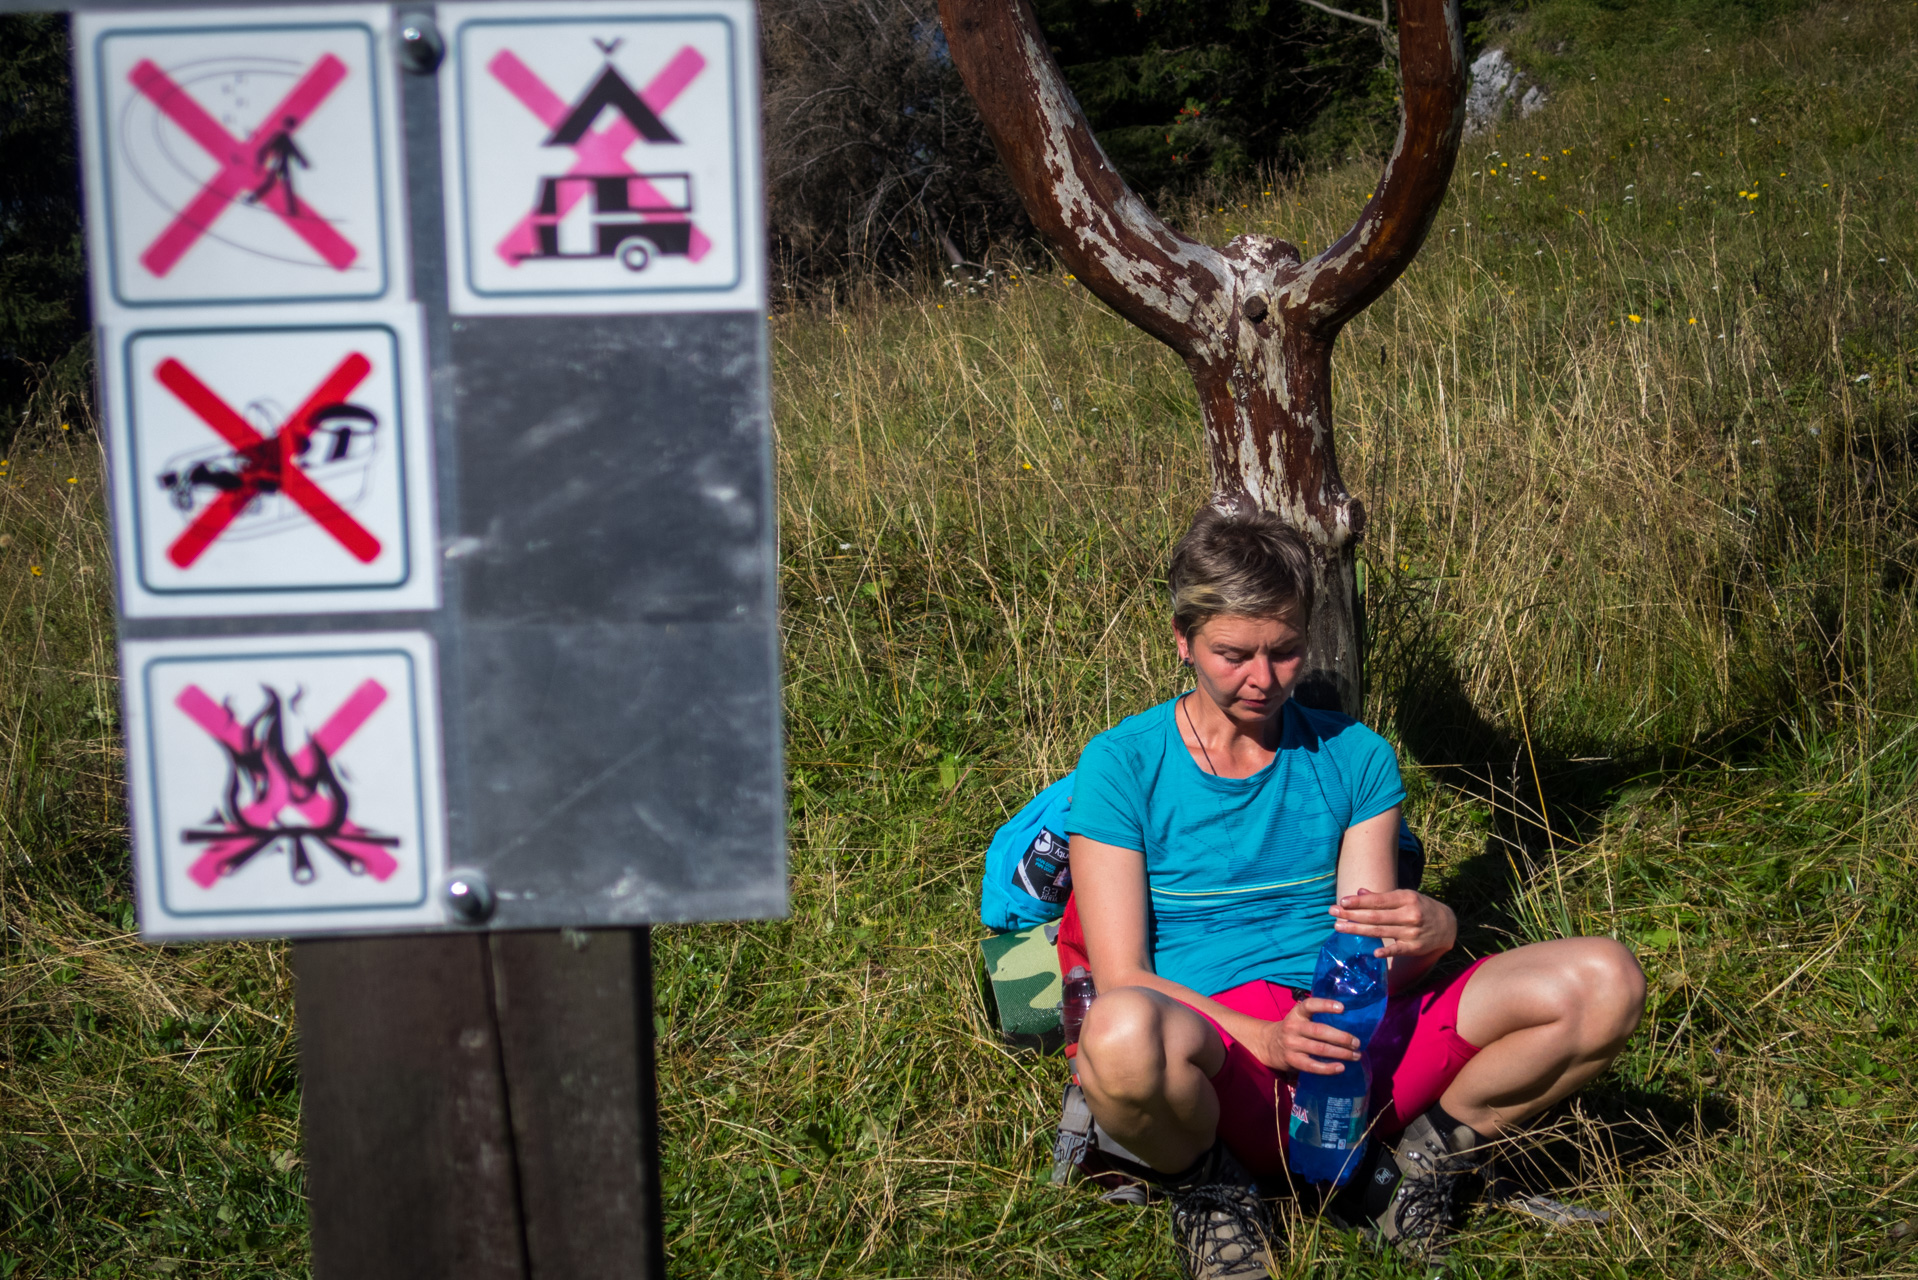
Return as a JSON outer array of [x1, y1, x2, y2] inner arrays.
[[522, 60, 693, 273], [545, 64, 678, 145]]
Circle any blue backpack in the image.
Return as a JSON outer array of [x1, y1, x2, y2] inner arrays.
[[978, 768, 1427, 932], [980, 773, 1076, 931]]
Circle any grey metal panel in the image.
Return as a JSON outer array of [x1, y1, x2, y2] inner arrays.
[[447, 312, 772, 627], [458, 618, 784, 926]]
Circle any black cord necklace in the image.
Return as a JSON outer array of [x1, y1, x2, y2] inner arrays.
[[1180, 691, 1221, 776]]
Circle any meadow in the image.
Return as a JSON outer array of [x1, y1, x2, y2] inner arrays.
[[3, 0, 1917, 1274]]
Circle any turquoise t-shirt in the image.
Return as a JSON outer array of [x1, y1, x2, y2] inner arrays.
[[1065, 696, 1406, 994]]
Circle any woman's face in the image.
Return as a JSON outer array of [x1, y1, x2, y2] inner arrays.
[[1176, 613, 1306, 727]]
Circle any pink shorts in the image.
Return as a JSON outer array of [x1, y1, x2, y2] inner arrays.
[[1181, 958, 1489, 1177]]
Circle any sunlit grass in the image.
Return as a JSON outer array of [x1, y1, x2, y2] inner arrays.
[[3, 0, 1916, 1274]]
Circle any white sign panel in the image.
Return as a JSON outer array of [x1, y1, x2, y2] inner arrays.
[[104, 312, 439, 617], [440, 0, 764, 315], [125, 632, 447, 940], [75, 5, 409, 316]]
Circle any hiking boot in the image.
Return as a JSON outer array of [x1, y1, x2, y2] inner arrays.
[[1357, 1110, 1487, 1262], [1164, 1142, 1277, 1279]]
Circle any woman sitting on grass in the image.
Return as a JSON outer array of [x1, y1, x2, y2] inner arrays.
[[1065, 506, 1646, 1279]]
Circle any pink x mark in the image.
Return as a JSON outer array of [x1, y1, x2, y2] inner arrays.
[[130, 55, 358, 277], [177, 680, 399, 886], [154, 354, 382, 568], [488, 47, 711, 265]]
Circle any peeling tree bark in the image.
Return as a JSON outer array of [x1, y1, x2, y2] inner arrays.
[[937, 0, 1466, 716]]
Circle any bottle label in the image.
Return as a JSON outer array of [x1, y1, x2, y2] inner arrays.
[[1289, 1091, 1366, 1150]]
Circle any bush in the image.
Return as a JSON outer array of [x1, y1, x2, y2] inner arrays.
[[0, 14, 90, 435], [760, 0, 1027, 285]]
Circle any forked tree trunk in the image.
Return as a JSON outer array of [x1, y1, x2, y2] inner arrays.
[[937, 0, 1467, 716]]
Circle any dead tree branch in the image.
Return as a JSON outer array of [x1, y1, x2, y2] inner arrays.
[[938, 0, 1465, 712]]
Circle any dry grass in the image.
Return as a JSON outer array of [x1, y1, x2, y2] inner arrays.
[[4, 0, 1918, 1274]]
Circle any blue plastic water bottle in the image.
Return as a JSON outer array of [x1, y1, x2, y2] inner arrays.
[[1287, 928, 1388, 1186]]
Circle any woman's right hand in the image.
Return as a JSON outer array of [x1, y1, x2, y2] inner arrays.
[[1254, 998, 1363, 1076]]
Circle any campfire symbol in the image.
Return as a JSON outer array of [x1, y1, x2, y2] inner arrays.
[[178, 681, 401, 886]]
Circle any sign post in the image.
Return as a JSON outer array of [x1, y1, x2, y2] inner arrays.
[[31, 0, 785, 1270]]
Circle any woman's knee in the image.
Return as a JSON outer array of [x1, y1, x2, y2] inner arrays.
[[1564, 937, 1647, 1043], [1076, 987, 1189, 1102]]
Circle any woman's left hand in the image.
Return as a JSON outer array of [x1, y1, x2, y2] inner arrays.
[[1329, 888, 1457, 960]]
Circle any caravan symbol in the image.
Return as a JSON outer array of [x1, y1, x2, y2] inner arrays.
[[524, 172, 694, 272]]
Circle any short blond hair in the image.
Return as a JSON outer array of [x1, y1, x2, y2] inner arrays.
[[1168, 506, 1314, 637]]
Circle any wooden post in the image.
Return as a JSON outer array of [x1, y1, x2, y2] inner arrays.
[[937, 0, 1467, 716], [295, 929, 666, 1279]]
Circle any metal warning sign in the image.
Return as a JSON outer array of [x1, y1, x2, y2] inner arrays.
[[66, 0, 784, 944], [108, 316, 437, 616], [124, 631, 446, 938], [439, 0, 763, 315], [76, 4, 409, 315]]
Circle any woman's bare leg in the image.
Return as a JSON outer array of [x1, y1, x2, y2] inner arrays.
[[1073, 985, 1227, 1174], [1442, 937, 1647, 1136]]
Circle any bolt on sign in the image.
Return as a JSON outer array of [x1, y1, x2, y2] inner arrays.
[[69, 0, 784, 942]]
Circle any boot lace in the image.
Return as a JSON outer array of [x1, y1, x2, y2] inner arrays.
[[1392, 1146, 1473, 1248], [1170, 1180, 1273, 1279]]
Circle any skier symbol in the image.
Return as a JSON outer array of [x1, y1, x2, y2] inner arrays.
[[245, 116, 311, 217], [488, 41, 712, 271], [127, 55, 357, 275]]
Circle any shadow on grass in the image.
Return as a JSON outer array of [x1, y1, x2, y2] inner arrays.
[[1368, 593, 1791, 946], [1491, 1081, 1737, 1199]]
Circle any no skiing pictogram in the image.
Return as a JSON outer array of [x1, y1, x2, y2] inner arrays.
[[154, 354, 383, 567], [177, 679, 401, 886], [129, 53, 358, 277], [487, 42, 713, 268]]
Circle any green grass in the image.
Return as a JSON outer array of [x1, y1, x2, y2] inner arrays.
[[5, 0, 1918, 1274]]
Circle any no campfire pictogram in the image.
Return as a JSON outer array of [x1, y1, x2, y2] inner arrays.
[[128, 53, 358, 278], [130, 634, 445, 935], [178, 679, 400, 886], [155, 354, 382, 568], [488, 43, 712, 269]]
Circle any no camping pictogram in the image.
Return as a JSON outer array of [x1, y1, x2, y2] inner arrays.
[[128, 52, 358, 278], [443, 4, 758, 312], [154, 353, 382, 567], [178, 679, 399, 887], [489, 40, 711, 272]]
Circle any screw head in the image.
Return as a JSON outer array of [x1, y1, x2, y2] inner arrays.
[[445, 871, 495, 924], [397, 16, 444, 74]]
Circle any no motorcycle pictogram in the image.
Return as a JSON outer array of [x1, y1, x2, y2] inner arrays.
[[80, 10, 405, 311], [114, 322, 438, 617], [442, 0, 763, 314]]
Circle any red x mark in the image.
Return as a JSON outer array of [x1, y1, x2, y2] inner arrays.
[[177, 680, 399, 886], [155, 355, 382, 568], [488, 47, 712, 266], [130, 55, 358, 278]]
